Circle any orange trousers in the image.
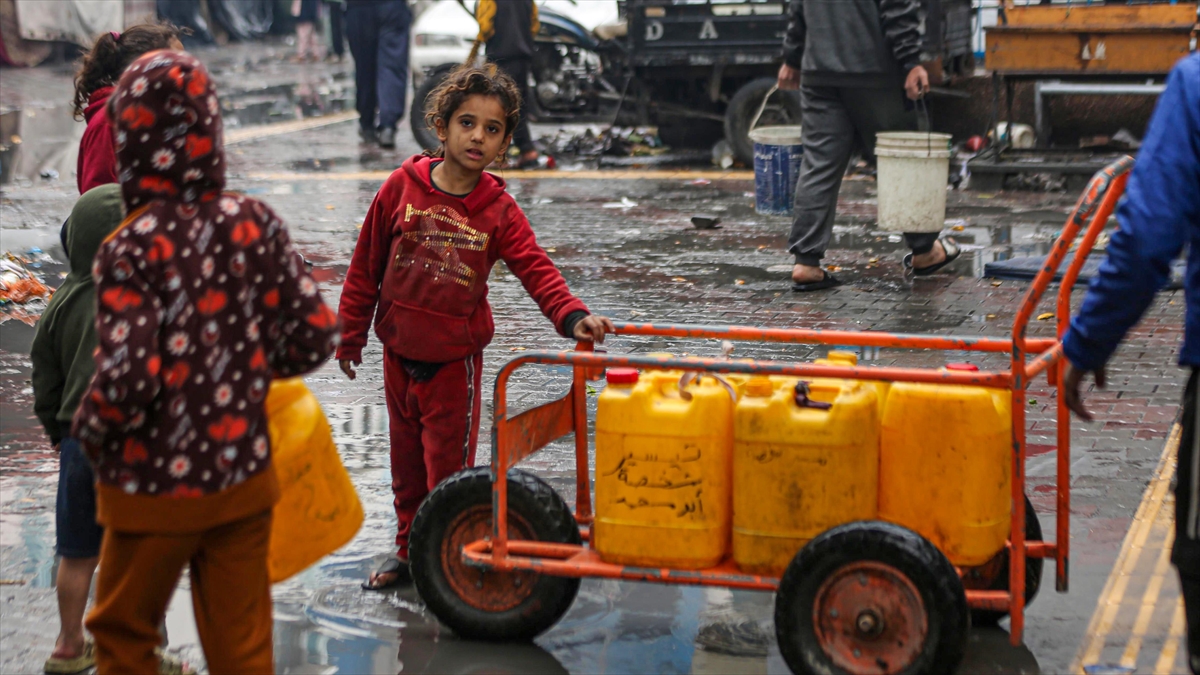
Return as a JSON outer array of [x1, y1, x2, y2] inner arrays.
[[87, 511, 274, 675]]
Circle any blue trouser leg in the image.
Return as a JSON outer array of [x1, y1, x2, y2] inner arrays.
[[376, 1, 411, 131], [345, 2, 380, 131]]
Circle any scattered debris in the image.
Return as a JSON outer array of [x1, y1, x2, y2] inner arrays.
[[0, 252, 53, 325], [536, 127, 664, 160], [691, 215, 721, 230], [711, 140, 734, 169], [1037, 312, 1055, 321], [602, 197, 639, 209]]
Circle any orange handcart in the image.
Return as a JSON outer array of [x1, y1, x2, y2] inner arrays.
[[406, 157, 1135, 674]]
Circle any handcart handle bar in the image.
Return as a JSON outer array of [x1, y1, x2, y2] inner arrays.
[[1012, 155, 1135, 356]]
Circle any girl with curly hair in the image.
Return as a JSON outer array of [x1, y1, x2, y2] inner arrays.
[[336, 64, 612, 589]]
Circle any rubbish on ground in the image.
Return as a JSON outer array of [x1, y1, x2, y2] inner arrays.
[[691, 178, 712, 186], [602, 197, 638, 209], [39, 169, 58, 180], [0, 252, 53, 325], [711, 140, 734, 169], [691, 215, 721, 229], [536, 127, 664, 160], [1037, 312, 1055, 321]]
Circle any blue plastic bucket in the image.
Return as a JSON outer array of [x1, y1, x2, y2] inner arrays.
[[750, 125, 803, 215]]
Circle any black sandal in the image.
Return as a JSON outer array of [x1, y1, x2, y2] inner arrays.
[[905, 237, 961, 277], [791, 270, 842, 292], [361, 556, 411, 591]]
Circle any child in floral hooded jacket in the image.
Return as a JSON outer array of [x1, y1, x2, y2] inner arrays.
[[72, 50, 339, 674]]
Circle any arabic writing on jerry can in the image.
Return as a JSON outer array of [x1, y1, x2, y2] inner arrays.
[[594, 368, 734, 569]]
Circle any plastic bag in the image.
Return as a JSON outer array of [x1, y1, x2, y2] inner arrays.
[[266, 378, 363, 583]]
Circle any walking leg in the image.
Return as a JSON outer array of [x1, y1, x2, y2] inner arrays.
[[375, 0, 411, 133], [788, 85, 855, 278], [343, 2, 379, 135], [1175, 370, 1200, 673]]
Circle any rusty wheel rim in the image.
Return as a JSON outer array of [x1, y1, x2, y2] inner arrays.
[[441, 505, 539, 613], [812, 561, 928, 675]]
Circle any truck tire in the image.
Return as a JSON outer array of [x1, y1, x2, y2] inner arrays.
[[725, 77, 802, 166], [775, 521, 968, 675], [409, 467, 582, 641], [410, 65, 457, 152], [965, 495, 1044, 627]]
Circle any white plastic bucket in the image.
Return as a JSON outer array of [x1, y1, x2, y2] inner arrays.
[[875, 132, 952, 233]]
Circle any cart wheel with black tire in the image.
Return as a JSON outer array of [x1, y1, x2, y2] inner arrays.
[[408, 467, 582, 641], [965, 495, 1044, 627], [774, 521, 969, 675], [725, 76, 803, 166]]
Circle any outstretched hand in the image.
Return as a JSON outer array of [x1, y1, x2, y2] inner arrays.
[[573, 315, 615, 344], [1063, 361, 1106, 421]]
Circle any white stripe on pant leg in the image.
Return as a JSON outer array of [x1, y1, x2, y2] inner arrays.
[[1189, 382, 1200, 539], [462, 356, 475, 469]]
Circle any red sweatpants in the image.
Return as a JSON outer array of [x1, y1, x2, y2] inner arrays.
[[384, 349, 483, 558]]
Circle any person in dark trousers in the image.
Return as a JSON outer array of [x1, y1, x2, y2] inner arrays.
[[476, 0, 540, 168], [345, 0, 411, 148], [1063, 53, 1200, 674], [778, 0, 958, 292], [326, 0, 346, 62]]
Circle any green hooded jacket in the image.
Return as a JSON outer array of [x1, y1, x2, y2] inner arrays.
[[31, 184, 124, 444]]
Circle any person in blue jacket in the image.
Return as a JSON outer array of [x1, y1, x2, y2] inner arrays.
[[1063, 53, 1200, 673]]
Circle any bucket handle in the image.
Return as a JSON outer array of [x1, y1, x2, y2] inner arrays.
[[748, 84, 780, 133], [916, 95, 933, 158]]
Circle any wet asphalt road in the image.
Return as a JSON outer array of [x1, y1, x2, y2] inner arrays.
[[0, 41, 1187, 674]]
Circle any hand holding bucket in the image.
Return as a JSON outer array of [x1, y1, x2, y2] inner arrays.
[[748, 85, 804, 216]]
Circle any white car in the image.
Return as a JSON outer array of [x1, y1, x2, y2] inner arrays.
[[410, 0, 619, 83]]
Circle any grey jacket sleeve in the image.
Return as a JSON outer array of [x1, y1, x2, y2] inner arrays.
[[878, 0, 922, 74], [781, 0, 805, 68]]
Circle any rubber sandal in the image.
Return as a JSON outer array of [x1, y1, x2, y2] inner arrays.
[[44, 640, 95, 674], [904, 237, 961, 277], [791, 270, 842, 292], [361, 556, 410, 591]]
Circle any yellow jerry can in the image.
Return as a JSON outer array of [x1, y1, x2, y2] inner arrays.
[[594, 368, 735, 569], [732, 377, 881, 575], [267, 379, 364, 583], [878, 372, 1012, 567]]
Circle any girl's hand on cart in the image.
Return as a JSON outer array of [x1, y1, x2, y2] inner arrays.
[[573, 315, 615, 345], [1064, 361, 1106, 421], [339, 359, 357, 381]]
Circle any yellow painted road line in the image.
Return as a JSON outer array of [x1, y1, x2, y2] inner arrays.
[[225, 110, 360, 146], [1073, 423, 1181, 673], [1153, 602, 1186, 674], [244, 169, 758, 182], [1120, 525, 1176, 668]]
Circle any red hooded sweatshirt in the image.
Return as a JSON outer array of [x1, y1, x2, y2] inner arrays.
[[337, 155, 588, 364], [76, 85, 118, 194]]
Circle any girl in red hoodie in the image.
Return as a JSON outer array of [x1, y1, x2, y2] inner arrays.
[[73, 22, 183, 194], [338, 65, 612, 589]]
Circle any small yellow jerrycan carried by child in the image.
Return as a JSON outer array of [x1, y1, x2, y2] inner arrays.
[[266, 379, 364, 583]]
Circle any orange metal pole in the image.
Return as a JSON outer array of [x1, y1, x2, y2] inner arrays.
[[609, 321, 1048, 354]]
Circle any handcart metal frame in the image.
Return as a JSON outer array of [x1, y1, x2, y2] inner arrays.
[[462, 157, 1134, 650]]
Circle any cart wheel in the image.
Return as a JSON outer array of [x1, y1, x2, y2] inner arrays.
[[965, 495, 1044, 627], [775, 521, 968, 675], [409, 467, 581, 641]]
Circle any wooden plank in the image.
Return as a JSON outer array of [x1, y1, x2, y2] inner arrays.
[[986, 32, 1193, 74], [1002, 2, 1198, 29]]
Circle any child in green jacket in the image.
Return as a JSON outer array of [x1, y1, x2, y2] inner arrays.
[[31, 184, 123, 674]]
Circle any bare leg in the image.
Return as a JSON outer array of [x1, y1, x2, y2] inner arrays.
[[53, 556, 98, 659]]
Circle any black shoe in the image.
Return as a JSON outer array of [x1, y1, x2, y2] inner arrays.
[[358, 126, 377, 143], [378, 127, 396, 149]]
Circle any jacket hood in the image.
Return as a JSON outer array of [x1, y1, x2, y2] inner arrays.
[[66, 184, 125, 279], [402, 155, 508, 215], [110, 50, 225, 210], [84, 86, 113, 123]]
